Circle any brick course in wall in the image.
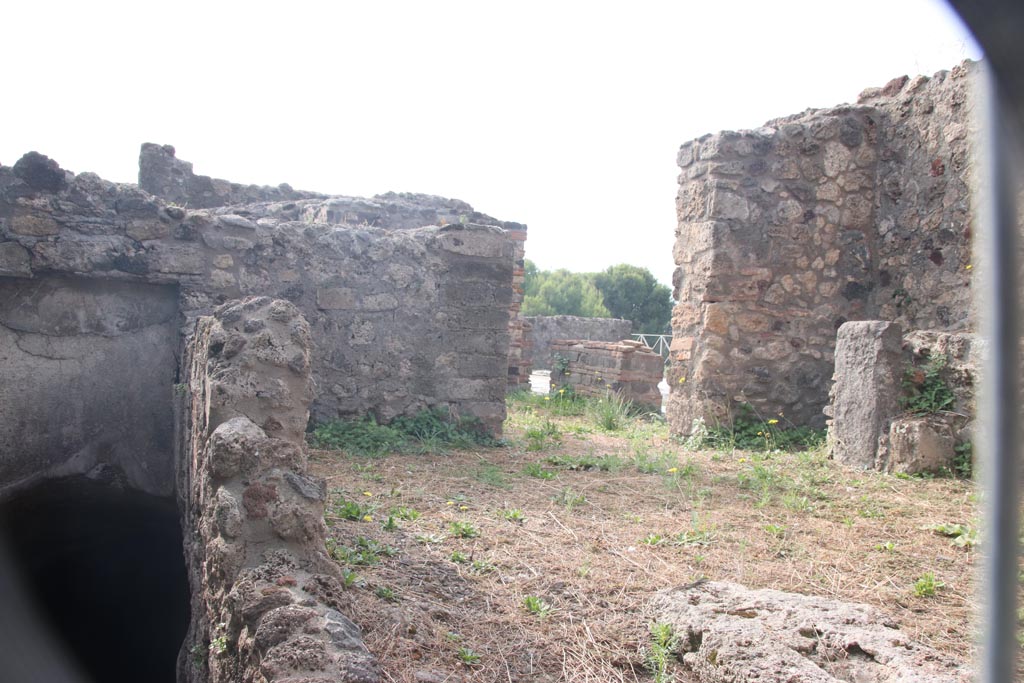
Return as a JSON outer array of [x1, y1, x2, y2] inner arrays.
[[524, 315, 634, 370], [668, 62, 978, 434], [550, 339, 664, 410]]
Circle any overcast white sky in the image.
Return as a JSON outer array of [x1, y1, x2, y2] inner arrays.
[[3, 1, 980, 287]]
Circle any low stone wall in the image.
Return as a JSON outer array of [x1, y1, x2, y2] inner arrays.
[[827, 320, 980, 473], [525, 315, 633, 370], [178, 297, 378, 683], [549, 339, 664, 410]]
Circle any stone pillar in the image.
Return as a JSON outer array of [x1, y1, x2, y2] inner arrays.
[[506, 225, 532, 390], [178, 297, 379, 683], [827, 321, 903, 469]]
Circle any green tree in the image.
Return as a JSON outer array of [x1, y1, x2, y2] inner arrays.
[[522, 263, 610, 318], [592, 264, 673, 334]]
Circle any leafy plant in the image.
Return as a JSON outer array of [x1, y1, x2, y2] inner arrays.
[[522, 462, 557, 479], [953, 441, 973, 478], [641, 533, 666, 546], [450, 550, 469, 564], [449, 520, 480, 539], [523, 595, 552, 618], [901, 356, 955, 415], [929, 522, 979, 549], [470, 559, 496, 574], [327, 496, 376, 523], [328, 536, 397, 565], [375, 586, 398, 602], [645, 621, 679, 683], [340, 568, 364, 588], [555, 487, 587, 511], [456, 646, 482, 666], [390, 506, 421, 521], [415, 533, 446, 544], [913, 572, 945, 597], [502, 508, 525, 523], [764, 523, 786, 539]]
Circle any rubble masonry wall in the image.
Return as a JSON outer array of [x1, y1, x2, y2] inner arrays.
[[668, 62, 977, 434]]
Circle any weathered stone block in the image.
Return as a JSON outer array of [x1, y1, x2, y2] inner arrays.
[[828, 321, 903, 469], [887, 415, 956, 474], [652, 581, 970, 683], [0, 242, 31, 276]]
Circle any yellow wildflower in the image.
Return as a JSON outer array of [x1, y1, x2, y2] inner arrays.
[[459, 505, 469, 511], [446, 501, 455, 506], [678, 377, 686, 384], [544, 396, 551, 401], [667, 467, 679, 473], [362, 515, 373, 522], [362, 491, 373, 497], [767, 419, 779, 425], [965, 264, 973, 270]]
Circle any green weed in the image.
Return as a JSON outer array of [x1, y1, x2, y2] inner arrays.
[[310, 408, 498, 456], [556, 487, 587, 511], [913, 572, 945, 597], [523, 595, 552, 618], [646, 621, 679, 683], [901, 356, 955, 415], [522, 462, 557, 479], [449, 520, 480, 538], [456, 647, 481, 666]]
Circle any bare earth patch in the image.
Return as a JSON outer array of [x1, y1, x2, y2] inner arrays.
[[309, 397, 982, 682]]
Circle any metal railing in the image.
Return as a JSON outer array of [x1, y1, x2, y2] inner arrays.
[[631, 333, 672, 358]]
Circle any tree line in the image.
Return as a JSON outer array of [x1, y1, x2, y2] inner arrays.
[[522, 261, 673, 334]]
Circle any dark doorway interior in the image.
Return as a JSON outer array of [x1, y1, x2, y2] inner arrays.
[[0, 477, 190, 683]]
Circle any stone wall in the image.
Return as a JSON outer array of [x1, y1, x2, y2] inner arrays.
[[668, 62, 978, 434], [140, 143, 532, 398], [525, 315, 634, 370], [550, 339, 664, 410], [177, 296, 378, 683], [0, 148, 520, 440]]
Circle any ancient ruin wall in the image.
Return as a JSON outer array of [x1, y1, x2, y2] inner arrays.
[[0, 151, 517, 442], [550, 339, 665, 410], [178, 296, 378, 683], [140, 143, 532, 396], [668, 62, 977, 433], [525, 315, 634, 370]]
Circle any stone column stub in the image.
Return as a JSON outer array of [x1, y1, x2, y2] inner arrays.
[[828, 320, 903, 469]]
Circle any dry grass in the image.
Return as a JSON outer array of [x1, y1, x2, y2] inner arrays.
[[309, 395, 986, 682]]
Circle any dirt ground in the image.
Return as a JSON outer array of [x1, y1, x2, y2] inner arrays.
[[309, 396, 984, 682]]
